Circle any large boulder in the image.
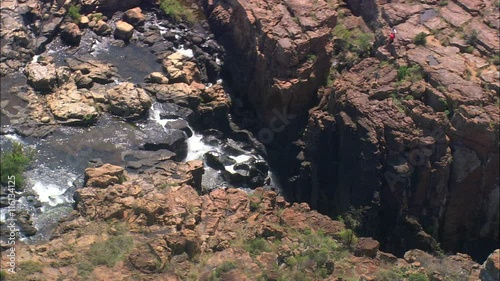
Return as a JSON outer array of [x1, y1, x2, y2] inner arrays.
[[140, 123, 188, 159], [46, 83, 99, 124], [106, 82, 152, 118], [123, 7, 145, 26], [144, 83, 200, 109], [25, 62, 58, 92], [114, 20, 134, 41], [60, 23, 82, 46], [83, 163, 125, 188]]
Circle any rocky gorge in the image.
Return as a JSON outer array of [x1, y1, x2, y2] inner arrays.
[[0, 0, 499, 280]]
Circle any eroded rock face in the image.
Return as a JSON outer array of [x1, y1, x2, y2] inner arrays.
[[106, 82, 152, 118], [203, 0, 338, 123], [480, 249, 500, 281], [273, 0, 500, 260]]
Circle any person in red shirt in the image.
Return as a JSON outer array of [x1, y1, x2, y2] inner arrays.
[[388, 28, 396, 45]]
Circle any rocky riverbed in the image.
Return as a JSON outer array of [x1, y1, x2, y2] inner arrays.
[[0, 0, 277, 242], [0, 0, 499, 280]]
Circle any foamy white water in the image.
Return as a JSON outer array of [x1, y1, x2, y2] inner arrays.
[[185, 133, 217, 161], [176, 45, 194, 58]]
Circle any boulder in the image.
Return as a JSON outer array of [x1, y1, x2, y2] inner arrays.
[[156, 102, 196, 123], [123, 7, 145, 26], [144, 83, 200, 109], [140, 123, 187, 159], [164, 119, 192, 137], [46, 83, 99, 124], [145, 72, 169, 84], [197, 84, 231, 130], [354, 238, 380, 258], [83, 163, 125, 188], [106, 82, 152, 118], [203, 151, 236, 171], [79, 15, 90, 26], [60, 23, 82, 46], [25, 62, 58, 92], [92, 20, 112, 36], [114, 20, 134, 41]]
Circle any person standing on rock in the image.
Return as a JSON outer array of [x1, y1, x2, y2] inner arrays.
[[388, 27, 396, 45]]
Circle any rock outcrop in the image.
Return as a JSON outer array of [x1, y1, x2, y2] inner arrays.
[[2, 158, 485, 280], [480, 249, 500, 281], [288, 0, 499, 260], [203, 0, 338, 123]]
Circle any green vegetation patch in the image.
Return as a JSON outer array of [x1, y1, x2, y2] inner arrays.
[[68, 5, 82, 22], [88, 235, 134, 267], [397, 64, 424, 82], [244, 237, 271, 256], [1, 142, 35, 190], [209, 261, 238, 280], [6, 261, 43, 281], [160, 0, 195, 22], [332, 24, 374, 56], [413, 32, 427, 46]]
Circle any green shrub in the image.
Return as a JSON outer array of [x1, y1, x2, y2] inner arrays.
[[7, 261, 43, 281], [397, 64, 424, 82], [397, 65, 409, 81], [464, 46, 475, 54], [160, 0, 195, 22], [377, 268, 405, 281], [332, 24, 374, 57], [413, 32, 427, 46], [68, 5, 81, 22], [307, 54, 318, 62], [408, 272, 430, 281], [244, 237, 271, 256], [338, 229, 358, 248], [490, 55, 500, 65], [77, 261, 95, 279], [208, 261, 237, 280], [1, 142, 35, 190], [89, 235, 134, 267], [465, 29, 479, 45]]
